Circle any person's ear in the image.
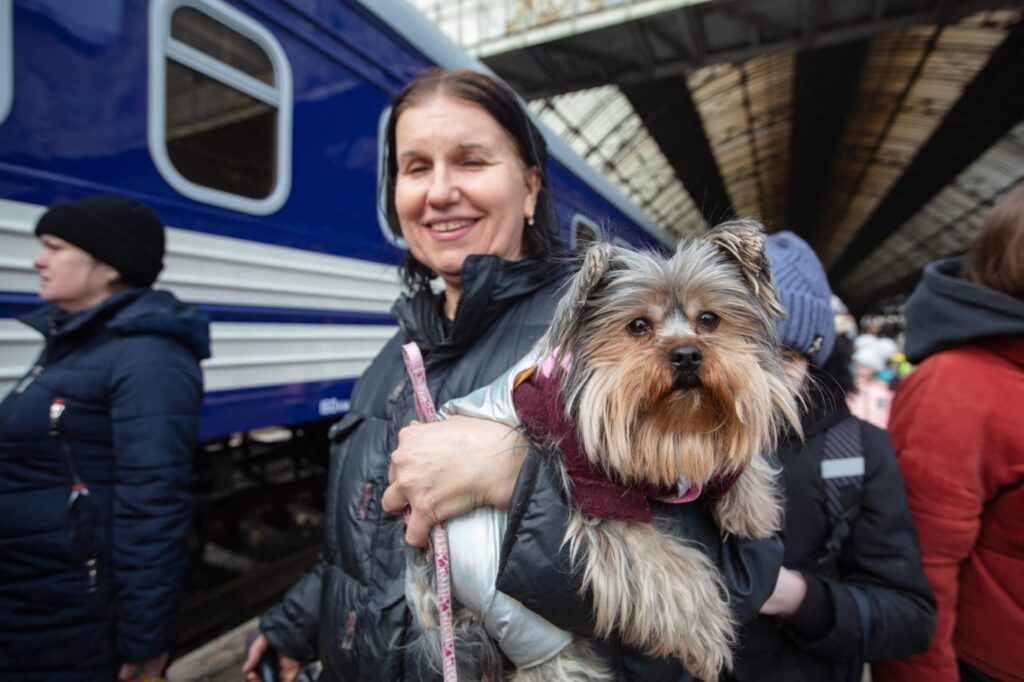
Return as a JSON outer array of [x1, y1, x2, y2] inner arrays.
[[523, 166, 541, 222], [100, 263, 124, 290]]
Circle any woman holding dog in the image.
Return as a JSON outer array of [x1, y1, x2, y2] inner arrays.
[[245, 68, 784, 682]]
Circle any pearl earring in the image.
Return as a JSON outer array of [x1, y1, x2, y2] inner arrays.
[[527, 216, 535, 226]]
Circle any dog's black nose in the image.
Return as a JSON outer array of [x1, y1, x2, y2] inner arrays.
[[669, 345, 702, 374]]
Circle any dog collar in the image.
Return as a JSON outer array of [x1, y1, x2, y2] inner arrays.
[[512, 363, 677, 523], [513, 356, 743, 518]]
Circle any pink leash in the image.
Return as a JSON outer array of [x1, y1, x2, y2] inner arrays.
[[401, 342, 458, 682]]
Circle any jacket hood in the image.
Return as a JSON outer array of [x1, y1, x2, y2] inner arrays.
[[392, 255, 565, 365], [903, 257, 1024, 364], [22, 288, 211, 360]]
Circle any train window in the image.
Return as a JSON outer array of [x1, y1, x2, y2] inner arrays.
[[171, 8, 274, 85], [571, 214, 603, 253], [0, 0, 11, 124], [148, 0, 292, 214]]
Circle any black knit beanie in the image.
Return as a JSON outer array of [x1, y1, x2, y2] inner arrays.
[[35, 195, 165, 287]]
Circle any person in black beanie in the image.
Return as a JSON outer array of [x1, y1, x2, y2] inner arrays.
[[0, 195, 210, 681], [730, 231, 935, 682], [34, 194, 166, 287]]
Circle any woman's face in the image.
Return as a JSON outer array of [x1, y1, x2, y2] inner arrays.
[[33, 234, 118, 313], [393, 95, 541, 292]]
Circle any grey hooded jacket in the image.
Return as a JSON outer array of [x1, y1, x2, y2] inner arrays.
[[902, 256, 1024, 363]]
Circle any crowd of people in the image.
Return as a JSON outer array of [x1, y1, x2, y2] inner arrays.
[[0, 67, 1019, 682]]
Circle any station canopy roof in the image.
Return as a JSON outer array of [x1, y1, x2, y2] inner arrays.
[[408, 0, 1024, 311]]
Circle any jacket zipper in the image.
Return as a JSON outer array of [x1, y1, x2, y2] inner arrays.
[[0, 321, 55, 433], [14, 364, 44, 394], [15, 320, 57, 393]]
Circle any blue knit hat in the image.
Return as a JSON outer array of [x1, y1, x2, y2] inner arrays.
[[765, 231, 836, 365]]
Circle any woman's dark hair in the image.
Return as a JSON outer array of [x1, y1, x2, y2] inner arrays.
[[961, 183, 1024, 301], [380, 68, 562, 291]]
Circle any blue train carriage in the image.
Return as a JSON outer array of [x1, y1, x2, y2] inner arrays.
[[0, 0, 673, 445]]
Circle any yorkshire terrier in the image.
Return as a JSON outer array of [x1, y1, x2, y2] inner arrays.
[[406, 219, 802, 681]]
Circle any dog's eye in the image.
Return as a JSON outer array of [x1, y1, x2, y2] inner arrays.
[[626, 318, 652, 337], [697, 311, 720, 331]]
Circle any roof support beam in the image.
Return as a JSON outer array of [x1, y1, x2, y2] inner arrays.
[[541, 40, 639, 75], [485, 0, 1011, 99], [645, 19, 688, 55], [801, 0, 824, 46], [622, 76, 734, 226], [787, 39, 869, 243], [830, 25, 1024, 288], [682, 4, 708, 67], [628, 21, 658, 76]]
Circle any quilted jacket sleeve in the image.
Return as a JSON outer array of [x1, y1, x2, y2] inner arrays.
[[109, 335, 202, 662], [260, 565, 324, 664]]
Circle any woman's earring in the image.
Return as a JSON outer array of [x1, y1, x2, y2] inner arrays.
[[527, 216, 535, 226]]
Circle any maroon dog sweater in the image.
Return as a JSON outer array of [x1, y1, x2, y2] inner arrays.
[[511, 364, 740, 523]]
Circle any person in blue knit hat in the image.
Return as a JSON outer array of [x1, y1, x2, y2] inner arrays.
[[764, 231, 836, 365], [732, 231, 935, 682]]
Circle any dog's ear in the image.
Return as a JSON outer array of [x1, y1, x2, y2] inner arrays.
[[705, 220, 787, 320], [543, 242, 614, 356]]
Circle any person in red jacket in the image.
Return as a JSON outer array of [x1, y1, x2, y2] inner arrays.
[[873, 184, 1024, 682]]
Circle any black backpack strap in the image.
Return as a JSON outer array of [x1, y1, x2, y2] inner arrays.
[[818, 415, 865, 565]]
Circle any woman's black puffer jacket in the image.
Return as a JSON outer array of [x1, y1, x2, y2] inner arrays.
[[261, 254, 783, 681]]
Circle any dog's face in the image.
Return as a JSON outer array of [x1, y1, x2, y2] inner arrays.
[[544, 221, 801, 489]]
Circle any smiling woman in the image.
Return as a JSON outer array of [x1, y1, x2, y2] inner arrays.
[[381, 69, 561, 305], [393, 96, 540, 315], [247, 68, 571, 682]]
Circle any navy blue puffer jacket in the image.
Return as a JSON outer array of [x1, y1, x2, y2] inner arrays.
[[0, 288, 209, 681]]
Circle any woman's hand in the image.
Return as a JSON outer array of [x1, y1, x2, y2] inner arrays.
[[382, 415, 528, 547], [242, 632, 302, 682], [758, 566, 809, 616]]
